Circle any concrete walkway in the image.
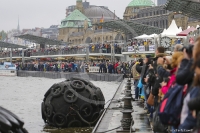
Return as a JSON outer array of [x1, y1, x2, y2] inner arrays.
[[92, 79, 152, 133]]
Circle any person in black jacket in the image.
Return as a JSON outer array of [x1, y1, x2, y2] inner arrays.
[[136, 55, 152, 111], [150, 47, 166, 108]]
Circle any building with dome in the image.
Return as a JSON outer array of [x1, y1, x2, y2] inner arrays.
[[123, 0, 155, 20], [58, 0, 120, 45], [125, 0, 200, 30]]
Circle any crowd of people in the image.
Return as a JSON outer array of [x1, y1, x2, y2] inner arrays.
[[16, 60, 134, 75], [131, 37, 200, 133], [0, 43, 123, 58]]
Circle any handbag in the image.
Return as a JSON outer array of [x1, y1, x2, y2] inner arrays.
[[147, 92, 154, 106], [152, 106, 166, 132]]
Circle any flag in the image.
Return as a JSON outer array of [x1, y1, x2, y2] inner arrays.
[[100, 14, 104, 23], [99, 14, 104, 29]]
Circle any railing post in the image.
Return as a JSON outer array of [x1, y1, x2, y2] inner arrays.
[[10, 48, 13, 63], [22, 49, 25, 64]]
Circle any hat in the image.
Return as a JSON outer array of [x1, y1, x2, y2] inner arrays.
[[145, 55, 152, 58]]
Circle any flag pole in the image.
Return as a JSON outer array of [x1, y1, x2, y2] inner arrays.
[[102, 14, 104, 45]]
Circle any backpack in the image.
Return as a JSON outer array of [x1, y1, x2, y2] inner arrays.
[[158, 84, 187, 126]]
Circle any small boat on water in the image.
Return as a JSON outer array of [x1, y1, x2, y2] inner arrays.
[[0, 62, 17, 76]]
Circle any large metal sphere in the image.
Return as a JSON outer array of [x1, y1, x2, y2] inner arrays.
[[42, 77, 105, 128], [0, 106, 28, 133]]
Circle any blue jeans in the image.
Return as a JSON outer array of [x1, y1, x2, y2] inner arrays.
[[134, 80, 139, 99]]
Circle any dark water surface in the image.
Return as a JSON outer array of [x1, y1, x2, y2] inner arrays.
[[0, 76, 119, 133]]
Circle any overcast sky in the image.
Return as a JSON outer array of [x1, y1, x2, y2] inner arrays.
[[0, 0, 157, 32]]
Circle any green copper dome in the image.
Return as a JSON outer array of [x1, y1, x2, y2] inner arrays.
[[60, 9, 92, 28], [128, 0, 155, 7]]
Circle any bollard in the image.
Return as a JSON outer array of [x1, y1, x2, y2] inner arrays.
[[123, 97, 132, 109], [117, 78, 135, 132], [121, 109, 133, 130], [125, 80, 132, 97]]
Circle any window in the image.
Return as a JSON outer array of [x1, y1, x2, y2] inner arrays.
[[150, 12, 152, 16], [146, 13, 148, 17]]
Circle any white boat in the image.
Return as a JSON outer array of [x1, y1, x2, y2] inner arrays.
[[0, 62, 17, 76]]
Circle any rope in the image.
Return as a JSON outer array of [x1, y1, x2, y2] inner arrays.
[[105, 99, 120, 105], [70, 107, 104, 127]]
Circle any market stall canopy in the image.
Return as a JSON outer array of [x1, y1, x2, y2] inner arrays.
[[148, 33, 158, 38], [15, 34, 70, 46], [134, 34, 152, 39], [0, 41, 27, 48], [177, 27, 196, 36], [161, 20, 181, 37]]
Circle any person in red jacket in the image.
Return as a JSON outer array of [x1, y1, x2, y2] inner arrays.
[[114, 62, 118, 74]]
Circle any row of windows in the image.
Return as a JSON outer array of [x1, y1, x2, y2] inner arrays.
[[140, 19, 168, 28], [136, 9, 167, 18], [69, 36, 115, 44]]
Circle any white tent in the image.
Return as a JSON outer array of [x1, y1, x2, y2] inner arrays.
[[161, 20, 182, 37], [162, 29, 167, 34], [148, 33, 158, 38], [134, 34, 152, 39], [179, 27, 182, 32], [196, 25, 200, 29]]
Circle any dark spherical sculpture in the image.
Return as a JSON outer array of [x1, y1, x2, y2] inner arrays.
[[0, 106, 28, 133], [42, 77, 105, 128]]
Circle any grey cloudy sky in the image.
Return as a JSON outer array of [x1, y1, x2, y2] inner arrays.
[[0, 0, 157, 32]]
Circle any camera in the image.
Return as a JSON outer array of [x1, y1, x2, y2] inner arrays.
[[188, 97, 200, 113], [188, 96, 200, 129], [181, 45, 194, 57]]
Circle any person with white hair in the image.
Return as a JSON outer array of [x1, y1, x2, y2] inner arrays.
[[174, 44, 183, 52]]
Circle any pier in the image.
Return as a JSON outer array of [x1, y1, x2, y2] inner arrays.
[[92, 79, 152, 133], [17, 71, 123, 82]]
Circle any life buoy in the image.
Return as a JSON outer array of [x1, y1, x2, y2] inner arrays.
[[53, 113, 67, 127], [44, 104, 53, 117], [80, 103, 93, 118], [64, 89, 78, 103], [70, 80, 85, 91], [67, 120, 82, 127], [51, 85, 64, 97], [5, 65, 9, 69]]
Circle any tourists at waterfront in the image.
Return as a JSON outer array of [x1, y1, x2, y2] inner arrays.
[[133, 37, 200, 133]]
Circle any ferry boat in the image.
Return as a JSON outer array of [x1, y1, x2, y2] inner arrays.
[[0, 62, 17, 76]]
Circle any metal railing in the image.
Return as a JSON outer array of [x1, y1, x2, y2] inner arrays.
[[0, 48, 122, 58]]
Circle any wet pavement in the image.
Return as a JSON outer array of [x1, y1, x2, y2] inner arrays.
[[92, 79, 152, 133], [0, 76, 120, 133]]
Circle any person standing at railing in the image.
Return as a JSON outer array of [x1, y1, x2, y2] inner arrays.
[[108, 62, 113, 74], [99, 62, 103, 73]]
